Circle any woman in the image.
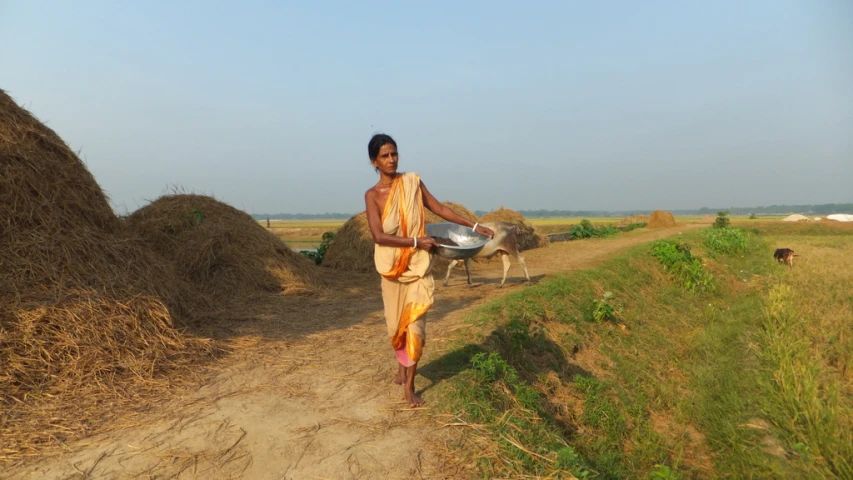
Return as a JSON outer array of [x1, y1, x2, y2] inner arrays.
[[364, 133, 494, 407]]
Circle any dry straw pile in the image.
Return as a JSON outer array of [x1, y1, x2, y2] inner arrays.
[[647, 210, 677, 228], [0, 90, 213, 460], [127, 194, 323, 300], [425, 201, 479, 225], [480, 207, 549, 251], [620, 214, 649, 225], [323, 202, 478, 272]]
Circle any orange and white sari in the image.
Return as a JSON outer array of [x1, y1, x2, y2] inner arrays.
[[374, 172, 435, 366]]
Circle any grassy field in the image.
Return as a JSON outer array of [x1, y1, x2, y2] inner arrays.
[[259, 216, 837, 250], [421, 222, 853, 478]]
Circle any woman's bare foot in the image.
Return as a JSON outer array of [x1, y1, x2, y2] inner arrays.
[[393, 364, 407, 385], [404, 388, 425, 407]]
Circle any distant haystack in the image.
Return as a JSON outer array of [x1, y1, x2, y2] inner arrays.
[[480, 207, 549, 251], [426, 201, 479, 225], [826, 214, 853, 222], [782, 214, 810, 222], [620, 214, 648, 225], [647, 210, 677, 228]]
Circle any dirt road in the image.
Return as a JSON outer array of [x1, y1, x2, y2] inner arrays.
[[8, 225, 698, 480]]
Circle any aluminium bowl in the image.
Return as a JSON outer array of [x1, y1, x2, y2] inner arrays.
[[425, 222, 490, 260]]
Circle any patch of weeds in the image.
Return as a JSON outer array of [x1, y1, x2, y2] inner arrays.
[[571, 219, 620, 239], [650, 240, 715, 293], [624, 222, 647, 232], [556, 446, 594, 479], [704, 227, 756, 256], [650, 464, 679, 479], [591, 291, 621, 322], [300, 231, 334, 264]]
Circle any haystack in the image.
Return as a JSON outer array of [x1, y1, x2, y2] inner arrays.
[[127, 194, 323, 299], [323, 202, 481, 272], [425, 201, 479, 225], [480, 207, 549, 251], [0, 90, 211, 458], [321, 211, 374, 272], [620, 214, 649, 225], [647, 210, 677, 228]]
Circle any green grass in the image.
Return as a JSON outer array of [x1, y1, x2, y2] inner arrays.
[[424, 226, 853, 479]]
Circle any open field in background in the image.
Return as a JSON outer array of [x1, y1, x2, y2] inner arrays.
[[259, 215, 824, 249]]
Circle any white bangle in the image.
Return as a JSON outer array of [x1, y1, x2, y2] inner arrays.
[[471, 223, 479, 232], [413, 236, 417, 248]]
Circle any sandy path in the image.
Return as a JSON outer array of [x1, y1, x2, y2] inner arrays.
[[8, 225, 698, 480]]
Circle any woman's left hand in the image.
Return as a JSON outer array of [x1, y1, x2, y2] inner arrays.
[[475, 225, 495, 239]]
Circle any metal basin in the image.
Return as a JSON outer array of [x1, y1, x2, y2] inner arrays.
[[425, 222, 490, 260]]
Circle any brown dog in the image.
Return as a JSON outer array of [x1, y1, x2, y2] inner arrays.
[[773, 248, 797, 267]]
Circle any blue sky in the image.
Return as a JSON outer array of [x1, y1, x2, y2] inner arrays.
[[2, 1, 851, 214]]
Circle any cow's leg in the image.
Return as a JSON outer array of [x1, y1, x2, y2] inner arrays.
[[464, 258, 473, 286], [515, 252, 531, 284], [499, 252, 511, 288], [443, 260, 460, 286]]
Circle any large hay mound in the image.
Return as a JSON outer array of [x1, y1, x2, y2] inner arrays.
[[127, 194, 323, 299], [647, 210, 677, 228], [323, 202, 481, 272], [321, 211, 374, 272], [480, 207, 549, 251], [0, 90, 212, 459]]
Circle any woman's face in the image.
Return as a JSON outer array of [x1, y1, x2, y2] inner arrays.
[[371, 143, 399, 176]]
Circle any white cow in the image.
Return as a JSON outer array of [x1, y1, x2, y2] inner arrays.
[[441, 221, 531, 287]]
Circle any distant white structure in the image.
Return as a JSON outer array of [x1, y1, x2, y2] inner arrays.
[[826, 214, 853, 222]]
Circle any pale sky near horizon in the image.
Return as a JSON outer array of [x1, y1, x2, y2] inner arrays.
[[2, 1, 851, 215]]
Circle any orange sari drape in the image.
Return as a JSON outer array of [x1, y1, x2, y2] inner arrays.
[[374, 172, 434, 364]]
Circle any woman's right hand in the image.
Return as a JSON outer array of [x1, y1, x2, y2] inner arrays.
[[416, 237, 438, 251]]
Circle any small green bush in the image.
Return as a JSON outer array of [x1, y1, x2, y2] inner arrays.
[[300, 231, 335, 265], [704, 227, 755, 255], [624, 222, 647, 232], [713, 210, 731, 229], [591, 291, 620, 322], [571, 219, 620, 239], [650, 240, 715, 293]]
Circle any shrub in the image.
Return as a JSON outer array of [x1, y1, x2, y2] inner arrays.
[[300, 231, 335, 265], [650, 240, 715, 293], [571, 219, 620, 239], [713, 210, 731, 229], [704, 227, 755, 255]]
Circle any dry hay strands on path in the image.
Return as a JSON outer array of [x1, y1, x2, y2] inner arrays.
[[480, 207, 549, 251], [126, 193, 326, 302], [647, 210, 677, 228], [1, 89, 216, 464]]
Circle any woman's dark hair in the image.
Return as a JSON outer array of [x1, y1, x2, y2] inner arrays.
[[368, 133, 397, 160]]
